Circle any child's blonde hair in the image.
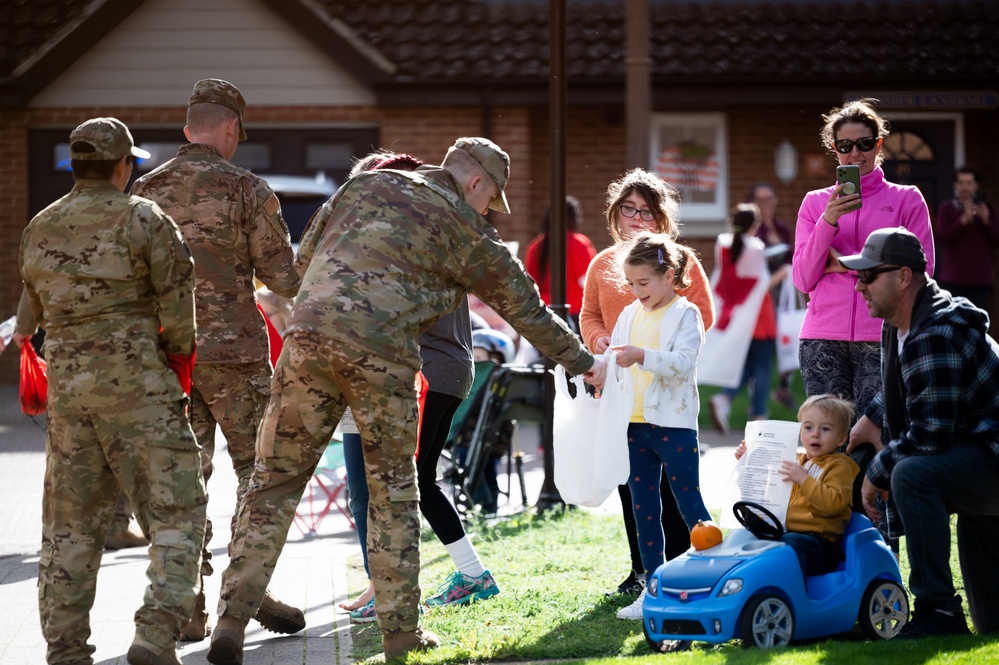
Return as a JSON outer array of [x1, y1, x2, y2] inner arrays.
[[798, 394, 855, 437]]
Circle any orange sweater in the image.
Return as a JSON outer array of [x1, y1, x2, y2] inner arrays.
[[580, 244, 715, 352]]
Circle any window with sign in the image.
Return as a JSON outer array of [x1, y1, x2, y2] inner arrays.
[[651, 113, 728, 223]]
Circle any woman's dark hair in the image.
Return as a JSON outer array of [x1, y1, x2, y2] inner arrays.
[[534, 195, 582, 283], [620, 232, 691, 290], [820, 98, 889, 165], [70, 141, 124, 181], [728, 203, 760, 265]]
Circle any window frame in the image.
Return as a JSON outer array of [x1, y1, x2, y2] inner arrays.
[[650, 112, 729, 226]]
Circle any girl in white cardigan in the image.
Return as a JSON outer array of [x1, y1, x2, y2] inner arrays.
[[611, 233, 713, 621]]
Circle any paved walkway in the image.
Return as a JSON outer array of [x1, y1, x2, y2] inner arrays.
[[0, 383, 742, 664]]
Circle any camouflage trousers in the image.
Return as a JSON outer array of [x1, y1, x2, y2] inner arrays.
[[190, 361, 270, 579], [219, 330, 423, 633], [39, 400, 207, 664]]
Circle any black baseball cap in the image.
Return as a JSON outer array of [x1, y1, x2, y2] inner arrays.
[[838, 227, 927, 272]]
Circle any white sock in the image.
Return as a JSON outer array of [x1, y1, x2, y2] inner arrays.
[[444, 536, 487, 578]]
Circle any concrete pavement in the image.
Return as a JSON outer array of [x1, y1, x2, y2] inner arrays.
[[0, 383, 743, 664]]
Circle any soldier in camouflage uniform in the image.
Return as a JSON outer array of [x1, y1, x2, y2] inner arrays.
[[15, 117, 206, 665], [130, 79, 303, 641], [207, 137, 607, 664]]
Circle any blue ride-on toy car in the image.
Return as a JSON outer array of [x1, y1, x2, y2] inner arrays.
[[642, 501, 909, 651]]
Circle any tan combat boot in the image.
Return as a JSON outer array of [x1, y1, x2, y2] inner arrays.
[[383, 626, 441, 661], [254, 589, 305, 634], [126, 637, 182, 665], [206, 615, 247, 665], [179, 590, 212, 641], [105, 520, 150, 551]]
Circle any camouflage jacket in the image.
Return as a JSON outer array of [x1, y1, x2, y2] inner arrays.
[[131, 143, 300, 364], [289, 166, 593, 375], [19, 179, 196, 414]]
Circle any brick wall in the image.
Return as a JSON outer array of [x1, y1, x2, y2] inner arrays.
[[5, 103, 996, 383], [0, 111, 30, 383]]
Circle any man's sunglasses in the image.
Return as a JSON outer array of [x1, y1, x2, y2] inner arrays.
[[834, 136, 879, 154], [856, 266, 902, 284]]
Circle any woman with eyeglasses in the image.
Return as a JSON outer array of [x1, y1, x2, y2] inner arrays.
[[793, 97, 934, 421], [580, 168, 715, 599]]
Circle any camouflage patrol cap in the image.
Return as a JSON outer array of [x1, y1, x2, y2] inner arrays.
[[69, 117, 151, 161], [453, 137, 511, 214], [189, 78, 247, 141]]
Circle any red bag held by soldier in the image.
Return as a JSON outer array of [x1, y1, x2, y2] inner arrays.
[[20, 341, 48, 416]]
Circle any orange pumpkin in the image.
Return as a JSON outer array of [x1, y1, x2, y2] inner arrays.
[[691, 519, 723, 550]]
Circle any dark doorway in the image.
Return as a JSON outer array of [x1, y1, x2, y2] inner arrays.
[[880, 119, 956, 222]]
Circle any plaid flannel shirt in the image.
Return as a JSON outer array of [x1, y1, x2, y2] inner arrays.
[[866, 279, 999, 491]]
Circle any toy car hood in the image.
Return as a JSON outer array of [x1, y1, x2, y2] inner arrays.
[[658, 532, 789, 590]]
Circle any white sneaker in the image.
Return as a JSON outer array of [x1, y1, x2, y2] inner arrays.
[[616, 588, 647, 620], [709, 394, 730, 434]]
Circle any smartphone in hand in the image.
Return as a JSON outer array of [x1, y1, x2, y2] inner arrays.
[[836, 165, 862, 211]]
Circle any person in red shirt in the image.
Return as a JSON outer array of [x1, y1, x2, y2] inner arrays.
[[525, 196, 597, 331]]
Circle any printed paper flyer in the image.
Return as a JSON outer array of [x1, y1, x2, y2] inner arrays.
[[720, 420, 800, 529]]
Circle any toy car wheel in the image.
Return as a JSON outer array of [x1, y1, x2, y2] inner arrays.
[[642, 623, 692, 653], [858, 579, 909, 639], [740, 594, 794, 648]]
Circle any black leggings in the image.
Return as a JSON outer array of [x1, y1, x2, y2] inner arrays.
[[416, 391, 466, 545], [619, 469, 691, 574]]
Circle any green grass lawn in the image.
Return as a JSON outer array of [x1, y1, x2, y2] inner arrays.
[[344, 509, 996, 664]]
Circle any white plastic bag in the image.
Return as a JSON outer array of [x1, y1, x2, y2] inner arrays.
[[776, 272, 807, 374], [553, 351, 633, 506]]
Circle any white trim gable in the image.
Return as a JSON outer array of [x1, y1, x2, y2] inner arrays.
[[29, 0, 375, 108]]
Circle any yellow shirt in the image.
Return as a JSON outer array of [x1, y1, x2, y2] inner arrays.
[[629, 297, 676, 422]]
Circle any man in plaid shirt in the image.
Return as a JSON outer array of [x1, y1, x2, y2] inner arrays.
[[842, 227, 999, 639]]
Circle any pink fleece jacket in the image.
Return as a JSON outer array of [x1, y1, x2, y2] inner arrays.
[[793, 166, 935, 343]]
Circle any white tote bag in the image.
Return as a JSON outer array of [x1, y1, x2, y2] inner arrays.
[[698, 234, 771, 388], [776, 272, 807, 374], [553, 351, 633, 507]]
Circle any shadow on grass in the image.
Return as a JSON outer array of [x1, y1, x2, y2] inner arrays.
[[349, 506, 999, 664]]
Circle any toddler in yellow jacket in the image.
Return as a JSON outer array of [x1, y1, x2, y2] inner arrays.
[[735, 394, 860, 578]]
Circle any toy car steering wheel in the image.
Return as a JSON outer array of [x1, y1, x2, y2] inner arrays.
[[733, 501, 784, 540]]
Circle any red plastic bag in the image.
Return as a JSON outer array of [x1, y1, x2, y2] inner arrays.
[[257, 301, 283, 369], [415, 371, 429, 458], [165, 348, 196, 396], [20, 341, 48, 416]]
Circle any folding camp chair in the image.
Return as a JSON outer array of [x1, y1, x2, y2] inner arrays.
[[452, 364, 546, 516], [293, 438, 355, 537]]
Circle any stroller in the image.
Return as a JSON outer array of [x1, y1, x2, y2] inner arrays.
[[445, 362, 547, 517]]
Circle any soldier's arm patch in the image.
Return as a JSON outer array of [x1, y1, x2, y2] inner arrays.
[[263, 193, 280, 216]]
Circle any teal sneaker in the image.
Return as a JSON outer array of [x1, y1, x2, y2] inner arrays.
[[349, 597, 377, 623], [425, 570, 499, 608]]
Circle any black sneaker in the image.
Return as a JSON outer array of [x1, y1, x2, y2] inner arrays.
[[606, 572, 643, 597], [897, 608, 970, 639]]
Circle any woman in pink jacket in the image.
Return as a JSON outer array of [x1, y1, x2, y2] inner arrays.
[[793, 98, 934, 417]]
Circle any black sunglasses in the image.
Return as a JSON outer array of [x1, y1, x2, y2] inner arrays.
[[856, 266, 902, 284], [834, 136, 879, 154]]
